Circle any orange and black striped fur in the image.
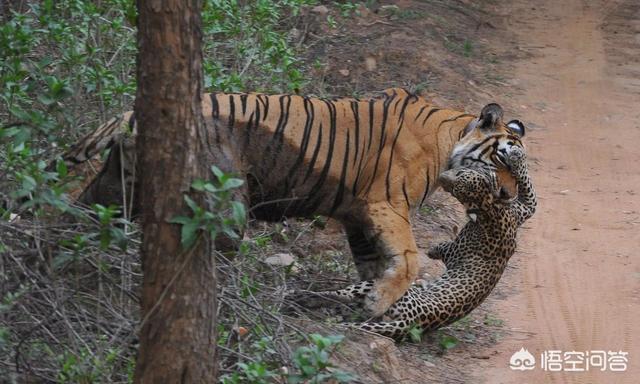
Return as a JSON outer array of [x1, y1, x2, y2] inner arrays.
[[62, 88, 526, 315]]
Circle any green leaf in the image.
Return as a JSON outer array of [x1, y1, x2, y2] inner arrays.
[[100, 229, 112, 250], [0, 327, 9, 349], [168, 216, 191, 225], [222, 178, 244, 190], [12, 141, 26, 153], [8, 106, 30, 122], [221, 227, 239, 240], [0, 127, 21, 138], [56, 159, 67, 178], [191, 179, 207, 191], [210, 165, 224, 179], [20, 175, 37, 193], [331, 370, 356, 382], [286, 375, 303, 384], [231, 201, 246, 225], [439, 334, 459, 350], [37, 93, 56, 106], [183, 195, 199, 212], [408, 325, 422, 343], [180, 220, 200, 248], [203, 183, 217, 192]]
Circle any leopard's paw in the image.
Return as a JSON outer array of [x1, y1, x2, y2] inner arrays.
[[507, 146, 525, 164]]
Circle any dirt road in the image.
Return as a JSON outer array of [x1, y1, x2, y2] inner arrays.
[[474, 0, 640, 382]]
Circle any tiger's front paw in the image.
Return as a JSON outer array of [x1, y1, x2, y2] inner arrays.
[[364, 279, 408, 317], [364, 289, 392, 317]]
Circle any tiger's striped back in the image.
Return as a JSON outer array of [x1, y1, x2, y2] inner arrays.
[[64, 88, 523, 218], [206, 89, 475, 219]]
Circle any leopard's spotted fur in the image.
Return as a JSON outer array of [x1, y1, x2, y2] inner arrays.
[[320, 146, 536, 338]]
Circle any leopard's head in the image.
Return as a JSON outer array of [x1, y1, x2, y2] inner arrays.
[[438, 167, 499, 219]]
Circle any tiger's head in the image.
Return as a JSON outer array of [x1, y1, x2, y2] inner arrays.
[[449, 103, 525, 199]]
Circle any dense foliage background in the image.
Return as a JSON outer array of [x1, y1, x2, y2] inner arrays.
[[0, 1, 363, 382]]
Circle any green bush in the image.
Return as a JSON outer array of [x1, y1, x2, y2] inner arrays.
[[0, 0, 137, 215], [0, 0, 315, 216], [221, 334, 355, 384], [0, 1, 346, 382], [202, 0, 317, 92], [171, 166, 246, 249]]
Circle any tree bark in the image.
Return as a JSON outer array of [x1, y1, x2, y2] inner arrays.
[[134, 1, 217, 382]]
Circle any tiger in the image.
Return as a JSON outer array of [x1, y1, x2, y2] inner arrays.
[[59, 88, 526, 316]]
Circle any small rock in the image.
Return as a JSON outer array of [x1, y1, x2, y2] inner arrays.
[[339, 69, 350, 77], [380, 4, 399, 15], [289, 27, 301, 40], [369, 339, 394, 350], [559, 189, 570, 195], [311, 5, 329, 15], [364, 57, 377, 71], [264, 253, 299, 272]]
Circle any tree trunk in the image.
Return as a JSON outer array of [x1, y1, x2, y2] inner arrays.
[[134, 1, 217, 382]]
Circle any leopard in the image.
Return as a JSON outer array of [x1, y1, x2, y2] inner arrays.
[[316, 146, 536, 338]]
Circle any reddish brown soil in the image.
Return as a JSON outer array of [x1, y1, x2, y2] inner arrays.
[[472, 0, 640, 382]]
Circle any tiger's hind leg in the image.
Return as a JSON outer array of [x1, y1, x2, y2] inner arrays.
[[346, 226, 387, 280]]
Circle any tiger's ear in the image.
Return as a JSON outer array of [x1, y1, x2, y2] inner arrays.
[[507, 119, 525, 137], [478, 103, 504, 131], [462, 118, 479, 137]]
